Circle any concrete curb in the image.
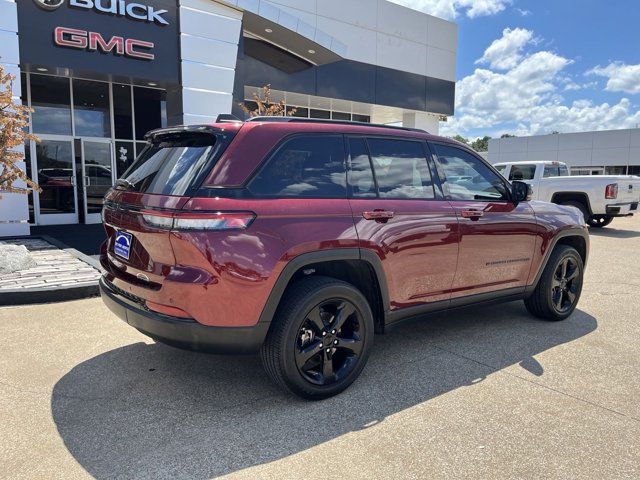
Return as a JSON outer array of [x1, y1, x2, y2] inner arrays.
[[0, 236, 102, 306]]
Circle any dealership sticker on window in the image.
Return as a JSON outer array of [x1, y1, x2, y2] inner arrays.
[[114, 231, 132, 260]]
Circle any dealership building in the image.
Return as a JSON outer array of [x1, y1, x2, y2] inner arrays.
[[487, 128, 640, 176], [0, 0, 457, 235]]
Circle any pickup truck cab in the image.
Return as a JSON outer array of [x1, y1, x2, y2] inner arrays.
[[494, 161, 640, 227]]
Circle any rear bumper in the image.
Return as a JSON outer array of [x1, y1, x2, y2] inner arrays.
[[100, 277, 269, 354], [605, 202, 638, 217]]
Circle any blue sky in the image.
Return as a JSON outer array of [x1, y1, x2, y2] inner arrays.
[[392, 0, 640, 138]]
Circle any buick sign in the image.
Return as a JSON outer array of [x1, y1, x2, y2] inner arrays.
[[34, 0, 170, 25], [33, 0, 65, 10]]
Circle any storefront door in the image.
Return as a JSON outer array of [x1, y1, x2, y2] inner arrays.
[[80, 139, 114, 224], [33, 137, 79, 225]]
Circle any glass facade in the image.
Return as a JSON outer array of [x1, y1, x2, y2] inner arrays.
[[22, 72, 167, 224]]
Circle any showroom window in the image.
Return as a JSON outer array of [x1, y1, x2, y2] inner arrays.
[[73, 79, 111, 137], [249, 135, 347, 197], [113, 83, 134, 140], [28, 74, 72, 135], [134, 87, 167, 141]]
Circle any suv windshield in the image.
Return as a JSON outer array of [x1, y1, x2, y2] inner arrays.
[[119, 134, 220, 195]]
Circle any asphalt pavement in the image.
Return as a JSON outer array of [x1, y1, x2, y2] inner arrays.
[[1, 216, 639, 479]]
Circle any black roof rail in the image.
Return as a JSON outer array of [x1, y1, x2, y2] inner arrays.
[[245, 116, 428, 133]]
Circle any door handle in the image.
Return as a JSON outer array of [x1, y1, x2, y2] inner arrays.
[[85, 176, 91, 187], [363, 210, 394, 223], [460, 209, 484, 220]]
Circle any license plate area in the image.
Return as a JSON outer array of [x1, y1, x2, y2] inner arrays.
[[114, 230, 133, 260]]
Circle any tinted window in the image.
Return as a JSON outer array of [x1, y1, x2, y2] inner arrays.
[[432, 143, 509, 201], [120, 135, 217, 195], [134, 87, 167, 140], [29, 74, 72, 135], [494, 164, 507, 175], [73, 79, 111, 137], [348, 138, 376, 197], [367, 138, 434, 199], [113, 84, 133, 139], [543, 164, 570, 177], [509, 164, 536, 180], [249, 136, 346, 197], [559, 164, 569, 176]]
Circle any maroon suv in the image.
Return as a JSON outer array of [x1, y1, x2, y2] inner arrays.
[[100, 117, 589, 399]]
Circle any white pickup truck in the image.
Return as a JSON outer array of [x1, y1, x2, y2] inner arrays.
[[493, 161, 640, 228]]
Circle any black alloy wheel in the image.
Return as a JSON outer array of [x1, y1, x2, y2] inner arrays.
[[550, 257, 580, 314], [524, 245, 584, 321], [261, 276, 374, 399], [294, 299, 364, 386]]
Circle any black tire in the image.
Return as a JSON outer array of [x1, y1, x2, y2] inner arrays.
[[561, 201, 589, 223], [587, 215, 614, 228], [524, 245, 584, 321], [260, 276, 374, 400]]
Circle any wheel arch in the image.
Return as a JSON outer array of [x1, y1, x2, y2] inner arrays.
[[258, 249, 389, 333], [550, 191, 593, 216], [527, 228, 589, 294]]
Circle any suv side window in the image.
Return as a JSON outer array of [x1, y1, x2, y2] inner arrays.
[[431, 143, 509, 201], [348, 138, 376, 197], [249, 135, 346, 197], [366, 138, 435, 199], [509, 164, 536, 181]]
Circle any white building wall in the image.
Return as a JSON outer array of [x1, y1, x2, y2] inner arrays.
[[0, 0, 29, 237], [266, 0, 457, 81], [179, 0, 243, 124], [488, 128, 640, 171]]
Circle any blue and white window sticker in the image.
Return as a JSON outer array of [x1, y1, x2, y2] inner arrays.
[[114, 231, 133, 260]]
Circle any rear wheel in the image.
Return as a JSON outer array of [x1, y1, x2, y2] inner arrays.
[[524, 245, 584, 321], [260, 276, 374, 400], [587, 215, 613, 228], [560, 200, 589, 223]]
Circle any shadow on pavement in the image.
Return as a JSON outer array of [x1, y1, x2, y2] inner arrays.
[[51, 301, 596, 479], [588, 227, 640, 239]]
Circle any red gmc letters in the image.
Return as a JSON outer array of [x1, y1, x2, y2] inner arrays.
[[54, 26, 154, 60]]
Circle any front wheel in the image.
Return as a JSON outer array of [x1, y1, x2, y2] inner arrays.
[[587, 215, 613, 228], [524, 245, 584, 321], [260, 276, 374, 400]]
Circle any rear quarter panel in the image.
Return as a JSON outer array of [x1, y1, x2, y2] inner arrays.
[[168, 197, 358, 327]]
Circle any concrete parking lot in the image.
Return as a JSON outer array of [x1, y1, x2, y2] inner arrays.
[[1, 217, 639, 479]]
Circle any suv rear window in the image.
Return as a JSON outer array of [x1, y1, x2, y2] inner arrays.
[[248, 135, 346, 197], [119, 134, 220, 195]]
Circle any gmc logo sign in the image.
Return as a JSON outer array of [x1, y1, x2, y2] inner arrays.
[[54, 26, 154, 60]]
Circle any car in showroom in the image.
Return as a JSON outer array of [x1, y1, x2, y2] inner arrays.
[[100, 118, 589, 399]]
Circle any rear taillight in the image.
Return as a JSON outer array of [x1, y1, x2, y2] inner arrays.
[[605, 183, 618, 199], [142, 210, 255, 231]]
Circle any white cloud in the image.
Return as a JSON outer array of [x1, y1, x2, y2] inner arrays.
[[588, 62, 640, 94], [441, 31, 640, 137], [389, 0, 511, 20], [476, 27, 533, 70], [516, 8, 531, 16]]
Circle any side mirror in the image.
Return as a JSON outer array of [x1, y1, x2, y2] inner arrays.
[[511, 181, 532, 202]]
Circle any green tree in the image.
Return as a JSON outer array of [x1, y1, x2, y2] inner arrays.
[[452, 134, 469, 145], [470, 135, 491, 152], [501, 133, 516, 138]]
